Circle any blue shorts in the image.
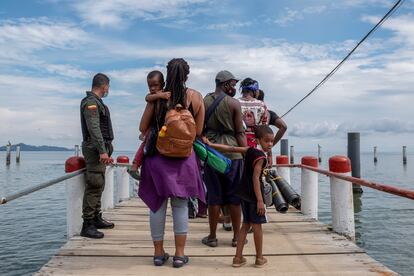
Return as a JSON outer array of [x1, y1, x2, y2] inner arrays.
[[241, 199, 268, 224], [204, 159, 243, 205]]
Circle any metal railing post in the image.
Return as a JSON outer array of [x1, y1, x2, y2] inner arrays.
[[116, 156, 130, 202], [65, 156, 86, 239], [329, 156, 355, 240], [301, 156, 319, 220]]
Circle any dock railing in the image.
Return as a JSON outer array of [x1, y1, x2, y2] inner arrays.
[[275, 154, 414, 240], [1, 153, 414, 241], [1, 155, 134, 239]]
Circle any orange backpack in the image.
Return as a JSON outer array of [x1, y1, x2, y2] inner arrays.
[[156, 98, 196, 158]]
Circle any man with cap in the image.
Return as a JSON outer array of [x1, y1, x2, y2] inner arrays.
[[202, 70, 247, 248], [80, 73, 115, 239]]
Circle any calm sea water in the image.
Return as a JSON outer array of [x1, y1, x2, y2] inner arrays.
[[0, 151, 413, 275]]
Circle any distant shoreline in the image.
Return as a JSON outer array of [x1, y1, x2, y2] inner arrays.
[[0, 143, 72, 152]]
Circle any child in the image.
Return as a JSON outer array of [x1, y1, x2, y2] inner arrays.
[[129, 71, 170, 176], [202, 125, 274, 268]]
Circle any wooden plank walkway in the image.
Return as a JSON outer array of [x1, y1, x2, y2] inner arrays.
[[36, 198, 397, 275]]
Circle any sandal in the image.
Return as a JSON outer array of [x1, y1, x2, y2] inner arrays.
[[153, 252, 169, 266], [173, 255, 189, 268], [223, 222, 232, 231], [202, 236, 218, 247], [232, 238, 248, 247]]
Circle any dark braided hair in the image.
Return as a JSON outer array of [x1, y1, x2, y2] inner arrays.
[[165, 58, 190, 108]]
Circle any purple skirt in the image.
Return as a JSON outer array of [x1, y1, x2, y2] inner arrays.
[[138, 151, 206, 212]]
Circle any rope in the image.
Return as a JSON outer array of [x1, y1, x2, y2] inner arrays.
[[281, 0, 405, 118]]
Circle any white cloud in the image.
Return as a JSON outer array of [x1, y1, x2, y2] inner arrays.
[[274, 5, 327, 26], [73, 0, 210, 27], [206, 21, 252, 31]]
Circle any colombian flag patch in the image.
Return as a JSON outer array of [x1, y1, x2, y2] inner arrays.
[[87, 105, 97, 110]]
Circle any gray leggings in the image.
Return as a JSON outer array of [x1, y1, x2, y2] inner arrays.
[[150, 197, 189, 241]]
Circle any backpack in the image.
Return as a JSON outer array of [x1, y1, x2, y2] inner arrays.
[[156, 92, 196, 158]]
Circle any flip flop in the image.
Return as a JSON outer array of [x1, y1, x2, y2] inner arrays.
[[153, 252, 169, 266], [173, 255, 189, 268], [202, 236, 218, 247]]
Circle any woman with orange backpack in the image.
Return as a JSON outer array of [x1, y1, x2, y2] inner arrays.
[[138, 58, 205, 268]]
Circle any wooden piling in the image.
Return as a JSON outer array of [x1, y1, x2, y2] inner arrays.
[[318, 144, 322, 163], [347, 133, 363, 193], [290, 146, 294, 164], [6, 143, 11, 166], [280, 139, 289, 156], [374, 146, 378, 164], [403, 146, 407, 165], [16, 145, 21, 163], [74, 145, 80, 157]]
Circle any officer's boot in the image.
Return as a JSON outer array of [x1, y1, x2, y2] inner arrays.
[[80, 219, 104, 239], [94, 213, 115, 229]]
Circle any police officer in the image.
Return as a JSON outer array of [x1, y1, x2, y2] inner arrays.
[[80, 73, 115, 239]]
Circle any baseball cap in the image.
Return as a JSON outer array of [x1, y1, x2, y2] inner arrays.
[[215, 70, 239, 83]]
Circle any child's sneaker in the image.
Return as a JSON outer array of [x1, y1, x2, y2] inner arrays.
[[232, 256, 247, 267], [255, 257, 267, 268]]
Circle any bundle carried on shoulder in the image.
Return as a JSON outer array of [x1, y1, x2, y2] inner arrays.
[[156, 104, 196, 158], [193, 139, 232, 174]]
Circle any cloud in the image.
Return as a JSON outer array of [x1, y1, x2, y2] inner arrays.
[[274, 5, 327, 26], [73, 0, 211, 27], [206, 21, 252, 31], [289, 119, 414, 138]]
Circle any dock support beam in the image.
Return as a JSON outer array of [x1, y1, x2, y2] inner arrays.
[[347, 132, 363, 193], [329, 156, 355, 240], [301, 156, 318, 220]]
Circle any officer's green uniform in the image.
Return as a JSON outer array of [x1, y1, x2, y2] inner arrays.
[[80, 91, 114, 220]]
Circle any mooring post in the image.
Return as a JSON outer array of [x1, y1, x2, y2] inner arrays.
[[65, 156, 86, 239], [318, 144, 322, 163], [16, 145, 21, 163], [280, 139, 289, 157], [403, 146, 407, 165], [116, 156, 130, 202], [329, 156, 355, 240], [374, 146, 378, 164], [347, 132, 363, 193], [6, 143, 11, 166], [276, 155, 290, 185], [301, 156, 319, 220], [74, 145, 80, 157], [290, 146, 294, 164], [102, 166, 115, 210]]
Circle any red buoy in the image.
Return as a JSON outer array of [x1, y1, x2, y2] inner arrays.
[[65, 156, 86, 173], [116, 156, 130, 164], [329, 156, 351, 173], [301, 156, 318, 168]]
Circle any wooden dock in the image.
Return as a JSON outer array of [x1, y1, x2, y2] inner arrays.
[[36, 198, 397, 275]]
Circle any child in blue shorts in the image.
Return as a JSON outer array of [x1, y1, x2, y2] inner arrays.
[[202, 125, 274, 268]]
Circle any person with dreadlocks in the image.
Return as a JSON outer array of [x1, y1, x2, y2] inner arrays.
[[255, 89, 287, 166], [138, 58, 205, 268], [238, 78, 269, 148]]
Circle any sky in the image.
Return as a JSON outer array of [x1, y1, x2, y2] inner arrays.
[[0, 0, 413, 154]]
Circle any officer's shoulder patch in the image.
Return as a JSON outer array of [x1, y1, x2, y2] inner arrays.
[[87, 105, 97, 110]]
